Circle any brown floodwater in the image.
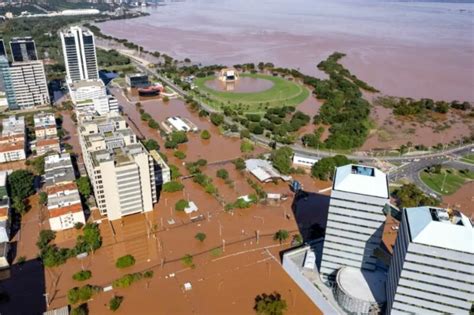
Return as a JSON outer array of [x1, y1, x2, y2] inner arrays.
[[205, 77, 274, 93], [98, 0, 474, 101]]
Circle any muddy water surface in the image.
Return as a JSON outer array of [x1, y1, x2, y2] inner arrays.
[[99, 0, 474, 101]]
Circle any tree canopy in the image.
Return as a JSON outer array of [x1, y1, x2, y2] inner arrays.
[[8, 170, 34, 201], [254, 292, 287, 315], [270, 147, 293, 175], [311, 155, 351, 180]]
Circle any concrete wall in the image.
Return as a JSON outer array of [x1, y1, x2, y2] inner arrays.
[[282, 251, 339, 315]]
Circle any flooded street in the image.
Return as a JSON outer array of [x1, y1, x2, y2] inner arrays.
[[99, 0, 474, 101]]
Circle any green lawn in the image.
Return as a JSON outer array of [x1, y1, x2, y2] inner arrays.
[[461, 154, 474, 165], [194, 73, 309, 113], [420, 168, 474, 195]]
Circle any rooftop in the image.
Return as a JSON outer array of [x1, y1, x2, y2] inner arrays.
[[333, 164, 389, 199], [34, 112, 56, 128], [1, 116, 25, 136], [406, 206, 473, 253], [0, 171, 7, 188], [336, 267, 386, 304], [70, 79, 104, 90]]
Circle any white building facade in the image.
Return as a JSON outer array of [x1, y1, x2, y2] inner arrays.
[[78, 113, 164, 221], [69, 79, 107, 104], [0, 116, 26, 163], [386, 206, 474, 314], [60, 26, 98, 82], [8, 60, 50, 109], [320, 165, 389, 281]]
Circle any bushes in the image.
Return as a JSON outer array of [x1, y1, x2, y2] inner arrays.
[[148, 119, 160, 129], [216, 169, 229, 180], [170, 131, 188, 144], [71, 303, 89, 315], [270, 146, 294, 175], [109, 296, 123, 312], [210, 113, 224, 126], [175, 199, 189, 211], [392, 184, 439, 209], [144, 139, 160, 151], [170, 164, 182, 180], [75, 177, 91, 200], [181, 254, 194, 268], [162, 96, 170, 102], [67, 285, 101, 304], [311, 155, 351, 180], [200, 130, 211, 140], [115, 255, 136, 269], [72, 270, 92, 281], [174, 150, 186, 159], [143, 270, 154, 278], [240, 140, 254, 153], [195, 232, 206, 242], [162, 181, 184, 192], [112, 272, 142, 288], [233, 158, 246, 171]]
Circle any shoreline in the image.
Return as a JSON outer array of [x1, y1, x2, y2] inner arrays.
[[97, 11, 474, 101]]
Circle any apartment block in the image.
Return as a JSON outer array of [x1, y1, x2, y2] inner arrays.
[[320, 164, 389, 281], [10, 37, 38, 62], [79, 112, 166, 220], [75, 95, 119, 117], [8, 60, 50, 109], [386, 206, 473, 314], [34, 112, 57, 139], [0, 116, 26, 163], [69, 79, 106, 104], [33, 112, 60, 155], [60, 26, 98, 82], [44, 154, 85, 231]]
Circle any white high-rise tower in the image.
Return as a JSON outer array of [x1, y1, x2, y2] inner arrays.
[[60, 26, 99, 83], [319, 164, 389, 281]]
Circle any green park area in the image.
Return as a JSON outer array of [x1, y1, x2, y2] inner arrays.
[[461, 154, 474, 165], [194, 73, 309, 113], [420, 167, 474, 195]]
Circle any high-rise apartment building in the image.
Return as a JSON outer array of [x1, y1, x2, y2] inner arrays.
[[60, 26, 98, 82], [0, 56, 16, 108], [386, 206, 473, 314], [9, 37, 38, 62], [0, 39, 5, 58], [78, 113, 168, 221], [7, 60, 50, 109], [320, 164, 389, 281]]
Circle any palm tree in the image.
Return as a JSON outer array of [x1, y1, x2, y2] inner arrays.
[[273, 230, 289, 244]]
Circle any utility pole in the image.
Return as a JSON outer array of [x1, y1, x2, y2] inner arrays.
[[441, 171, 448, 193], [222, 239, 226, 252], [43, 293, 50, 309], [256, 230, 260, 244]]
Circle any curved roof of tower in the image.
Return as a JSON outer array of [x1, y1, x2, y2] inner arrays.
[[333, 164, 389, 199]]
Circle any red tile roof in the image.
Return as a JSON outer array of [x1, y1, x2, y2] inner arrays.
[[49, 203, 83, 218]]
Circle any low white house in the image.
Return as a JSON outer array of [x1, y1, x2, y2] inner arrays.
[[292, 154, 318, 168]]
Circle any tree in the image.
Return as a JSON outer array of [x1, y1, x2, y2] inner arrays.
[[115, 255, 136, 269], [200, 130, 211, 140], [144, 139, 160, 151], [72, 270, 92, 281], [240, 140, 254, 153], [181, 254, 194, 268], [210, 113, 224, 126], [109, 296, 124, 312], [311, 155, 350, 180], [67, 285, 100, 305], [12, 197, 27, 216], [162, 181, 184, 192], [162, 96, 170, 103], [71, 303, 89, 315], [233, 158, 246, 171], [170, 165, 182, 180], [174, 150, 186, 159], [39, 192, 48, 206], [76, 177, 91, 199], [195, 232, 206, 242], [170, 131, 188, 144], [270, 147, 293, 175], [37, 229, 56, 249], [30, 155, 45, 175], [254, 292, 287, 315], [216, 169, 229, 180], [8, 170, 34, 201], [392, 184, 439, 208], [273, 230, 289, 244], [175, 199, 189, 211]]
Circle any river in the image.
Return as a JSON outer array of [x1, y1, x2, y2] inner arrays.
[[99, 0, 474, 101]]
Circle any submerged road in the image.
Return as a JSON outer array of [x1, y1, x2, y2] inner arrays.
[[99, 44, 474, 164]]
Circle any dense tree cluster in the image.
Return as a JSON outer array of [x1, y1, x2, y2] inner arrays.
[[37, 224, 102, 267], [270, 146, 294, 175], [375, 96, 471, 116], [311, 155, 351, 180], [392, 184, 440, 209]]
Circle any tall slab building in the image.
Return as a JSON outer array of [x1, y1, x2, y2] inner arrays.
[[386, 206, 473, 314], [9, 37, 38, 62], [320, 164, 389, 281], [60, 26, 99, 82]]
